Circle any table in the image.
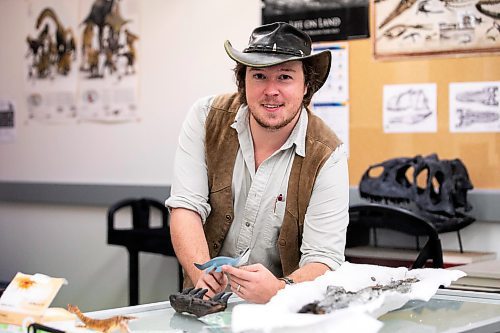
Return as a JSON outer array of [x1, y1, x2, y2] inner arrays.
[[82, 288, 500, 333]]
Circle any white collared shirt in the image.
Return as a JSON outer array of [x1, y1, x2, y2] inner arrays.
[[166, 95, 349, 276]]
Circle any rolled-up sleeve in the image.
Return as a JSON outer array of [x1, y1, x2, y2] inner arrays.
[[165, 96, 214, 222], [299, 144, 349, 270]]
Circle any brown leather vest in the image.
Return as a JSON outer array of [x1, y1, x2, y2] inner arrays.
[[184, 93, 341, 287]]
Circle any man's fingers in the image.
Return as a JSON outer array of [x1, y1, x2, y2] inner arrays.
[[210, 271, 227, 284], [238, 264, 262, 272], [198, 273, 226, 296], [206, 275, 223, 292], [222, 265, 256, 280]]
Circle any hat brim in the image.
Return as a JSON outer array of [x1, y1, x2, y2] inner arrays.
[[224, 40, 331, 92]]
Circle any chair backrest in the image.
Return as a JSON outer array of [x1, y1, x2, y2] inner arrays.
[[106, 197, 182, 299], [107, 198, 169, 231], [348, 203, 443, 269]]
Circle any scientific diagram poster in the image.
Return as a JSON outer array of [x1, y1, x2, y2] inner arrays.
[[450, 81, 500, 133], [383, 83, 437, 133]]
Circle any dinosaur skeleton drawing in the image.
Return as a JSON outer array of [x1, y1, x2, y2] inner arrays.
[[456, 108, 500, 127], [375, 0, 500, 57], [387, 89, 432, 112], [384, 86, 436, 131], [456, 86, 499, 106], [450, 82, 500, 132], [386, 89, 433, 125]]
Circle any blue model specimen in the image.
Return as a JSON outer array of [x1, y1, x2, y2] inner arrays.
[[194, 248, 250, 273]]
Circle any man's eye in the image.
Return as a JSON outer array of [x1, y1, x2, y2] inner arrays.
[[279, 74, 292, 80], [253, 73, 266, 79]]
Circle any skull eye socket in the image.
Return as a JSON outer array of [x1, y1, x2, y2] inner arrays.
[[430, 172, 444, 204], [367, 165, 384, 178], [395, 165, 412, 188], [396, 166, 412, 188], [415, 168, 428, 192]]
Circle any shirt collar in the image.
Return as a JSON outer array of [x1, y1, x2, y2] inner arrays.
[[231, 104, 308, 157]]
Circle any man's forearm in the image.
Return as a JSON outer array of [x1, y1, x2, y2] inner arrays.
[[170, 207, 210, 284], [287, 262, 330, 283]]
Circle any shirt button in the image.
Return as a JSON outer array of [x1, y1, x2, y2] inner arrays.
[[225, 214, 232, 221], [213, 243, 218, 249], [245, 222, 250, 227], [279, 239, 286, 246]]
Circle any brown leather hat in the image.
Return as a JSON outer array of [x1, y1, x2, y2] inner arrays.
[[225, 22, 331, 92]]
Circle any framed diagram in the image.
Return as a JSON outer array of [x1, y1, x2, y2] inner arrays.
[[373, 0, 500, 59]]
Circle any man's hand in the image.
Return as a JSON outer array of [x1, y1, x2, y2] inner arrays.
[[222, 263, 284, 304], [195, 271, 228, 298]]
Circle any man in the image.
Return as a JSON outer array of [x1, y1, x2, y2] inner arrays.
[[166, 22, 349, 304]]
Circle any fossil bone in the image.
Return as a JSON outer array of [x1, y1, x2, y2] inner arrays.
[[298, 278, 419, 314], [169, 287, 232, 317]]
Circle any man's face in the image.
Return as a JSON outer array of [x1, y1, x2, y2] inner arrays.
[[245, 61, 307, 131]]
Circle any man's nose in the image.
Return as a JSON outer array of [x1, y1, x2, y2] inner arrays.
[[263, 80, 279, 96]]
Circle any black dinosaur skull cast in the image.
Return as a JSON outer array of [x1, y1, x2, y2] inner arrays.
[[359, 154, 473, 219]]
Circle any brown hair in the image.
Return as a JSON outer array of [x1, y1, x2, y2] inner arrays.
[[233, 58, 322, 108]]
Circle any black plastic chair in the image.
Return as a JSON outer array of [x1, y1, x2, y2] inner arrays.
[[347, 203, 444, 269], [107, 198, 182, 305]]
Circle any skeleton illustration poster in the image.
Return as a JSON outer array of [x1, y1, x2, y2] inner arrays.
[[78, 0, 140, 123], [449, 81, 500, 132], [23, 0, 140, 124], [24, 1, 79, 123], [374, 0, 500, 58], [383, 83, 437, 133]]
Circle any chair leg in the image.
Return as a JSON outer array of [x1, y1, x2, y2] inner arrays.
[[128, 249, 139, 306], [433, 239, 444, 268], [457, 230, 464, 253], [177, 262, 183, 291]]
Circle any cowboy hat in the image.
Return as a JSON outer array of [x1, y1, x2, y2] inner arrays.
[[224, 22, 331, 92]]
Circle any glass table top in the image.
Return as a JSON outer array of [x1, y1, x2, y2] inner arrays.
[[82, 289, 500, 333]]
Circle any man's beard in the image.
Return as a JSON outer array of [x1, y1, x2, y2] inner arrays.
[[250, 105, 301, 131]]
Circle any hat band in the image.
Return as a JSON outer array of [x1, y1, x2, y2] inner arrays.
[[243, 44, 306, 57]]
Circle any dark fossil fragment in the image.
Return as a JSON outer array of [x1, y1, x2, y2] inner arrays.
[[298, 277, 419, 315], [169, 287, 232, 317]]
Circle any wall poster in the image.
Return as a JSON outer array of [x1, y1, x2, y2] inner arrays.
[[449, 81, 500, 132], [24, 0, 140, 125], [312, 43, 350, 155], [374, 0, 500, 59], [383, 83, 437, 133], [262, 0, 369, 42], [0, 99, 16, 143]]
